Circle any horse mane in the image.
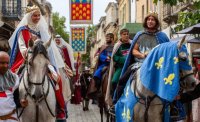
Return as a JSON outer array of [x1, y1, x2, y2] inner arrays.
[[31, 41, 49, 63]]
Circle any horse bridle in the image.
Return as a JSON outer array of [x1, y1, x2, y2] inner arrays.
[[23, 70, 47, 103], [179, 72, 194, 89]]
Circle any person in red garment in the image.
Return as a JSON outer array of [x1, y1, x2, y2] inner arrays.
[[54, 35, 75, 77], [8, 5, 66, 121], [70, 53, 82, 104], [54, 35, 82, 105]]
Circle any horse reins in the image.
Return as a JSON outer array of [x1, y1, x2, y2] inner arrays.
[[180, 72, 194, 83], [179, 72, 194, 93]]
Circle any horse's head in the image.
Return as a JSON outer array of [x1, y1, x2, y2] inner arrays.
[[26, 38, 51, 99], [177, 36, 196, 91]]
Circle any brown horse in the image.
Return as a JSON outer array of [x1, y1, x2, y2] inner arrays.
[[98, 67, 110, 122], [87, 66, 110, 122]]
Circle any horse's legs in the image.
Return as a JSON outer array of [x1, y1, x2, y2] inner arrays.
[[106, 109, 109, 122], [100, 106, 104, 122], [98, 96, 104, 122]]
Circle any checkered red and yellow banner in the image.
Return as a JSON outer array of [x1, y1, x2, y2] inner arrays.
[[70, 0, 93, 24], [70, 27, 86, 53]]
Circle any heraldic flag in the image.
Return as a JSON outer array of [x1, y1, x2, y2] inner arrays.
[[70, 27, 86, 53], [70, 0, 93, 24]]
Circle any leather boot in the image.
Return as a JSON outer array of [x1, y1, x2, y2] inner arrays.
[[82, 100, 86, 111]]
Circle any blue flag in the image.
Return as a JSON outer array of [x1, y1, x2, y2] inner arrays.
[[115, 78, 137, 122], [140, 41, 192, 102]]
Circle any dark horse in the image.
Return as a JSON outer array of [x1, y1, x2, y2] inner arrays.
[[98, 67, 110, 122], [88, 66, 110, 122]]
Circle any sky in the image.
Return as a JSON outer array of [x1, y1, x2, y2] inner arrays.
[[47, 0, 116, 31]]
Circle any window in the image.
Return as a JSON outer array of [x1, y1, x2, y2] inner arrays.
[[2, 0, 21, 20], [146, 0, 149, 13], [150, 0, 153, 11], [122, 4, 126, 25], [142, 5, 144, 21], [7, 0, 18, 14]]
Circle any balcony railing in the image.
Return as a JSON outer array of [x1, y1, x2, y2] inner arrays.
[[163, 0, 194, 23], [2, 0, 22, 20]]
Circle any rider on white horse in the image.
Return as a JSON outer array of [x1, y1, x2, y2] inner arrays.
[[8, 5, 67, 121], [113, 12, 170, 103]]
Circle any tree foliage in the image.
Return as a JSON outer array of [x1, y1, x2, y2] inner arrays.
[[154, 0, 200, 31], [175, 1, 200, 31], [52, 12, 69, 42], [81, 25, 96, 66]]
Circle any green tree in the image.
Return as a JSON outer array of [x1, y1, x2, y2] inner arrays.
[[175, 1, 200, 31], [52, 12, 69, 42], [81, 25, 96, 66]]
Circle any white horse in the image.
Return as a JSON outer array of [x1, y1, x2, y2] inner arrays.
[[131, 38, 197, 122], [18, 39, 56, 122]]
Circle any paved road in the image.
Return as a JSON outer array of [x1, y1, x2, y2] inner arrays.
[[67, 101, 106, 122]]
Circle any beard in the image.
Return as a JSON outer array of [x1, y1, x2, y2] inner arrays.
[[106, 40, 112, 44]]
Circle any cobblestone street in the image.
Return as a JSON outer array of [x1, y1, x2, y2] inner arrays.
[[67, 101, 106, 122]]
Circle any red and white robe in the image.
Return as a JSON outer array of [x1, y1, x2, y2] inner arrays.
[[0, 74, 19, 122]]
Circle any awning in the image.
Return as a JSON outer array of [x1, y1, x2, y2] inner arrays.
[[177, 23, 200, 34], [170, 35, 196, 43], [187, 38, 200, 44], [121, 23, 143, 38]]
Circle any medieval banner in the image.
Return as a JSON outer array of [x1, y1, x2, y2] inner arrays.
[[70, 26, 87, 54], [70, 0, 93, 24]]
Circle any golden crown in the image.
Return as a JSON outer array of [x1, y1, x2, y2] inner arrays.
[[26, 5, 40, 13], [147, 11, 158, 18]]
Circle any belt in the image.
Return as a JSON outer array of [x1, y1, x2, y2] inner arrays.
[[0, 109, 18, 121]]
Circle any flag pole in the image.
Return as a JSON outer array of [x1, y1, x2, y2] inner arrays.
[[76, 52, 80, 81]]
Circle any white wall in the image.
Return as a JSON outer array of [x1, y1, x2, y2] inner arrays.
[[105, 3, 118, 27], [130, 0, 136, 23]]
